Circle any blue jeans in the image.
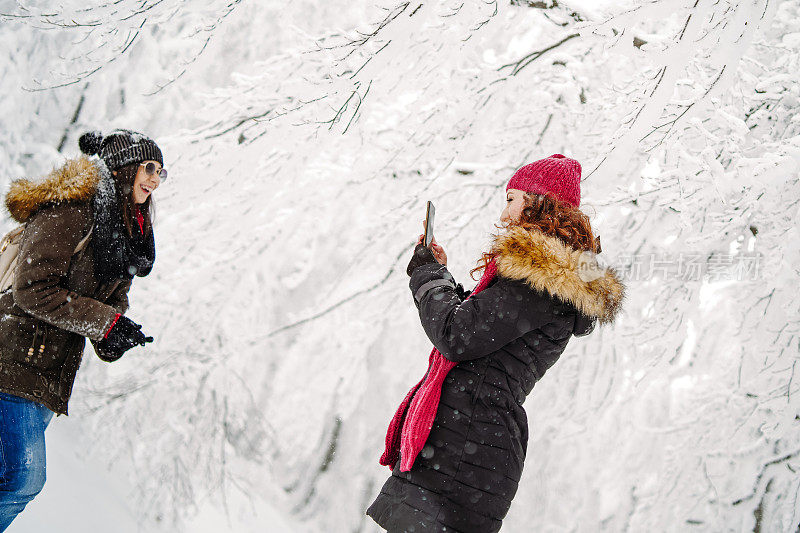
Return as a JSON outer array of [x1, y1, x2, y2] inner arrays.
[[0, 392, 53, 532]]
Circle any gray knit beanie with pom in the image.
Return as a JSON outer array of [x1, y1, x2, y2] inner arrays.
[[78, 130, 163, 171]]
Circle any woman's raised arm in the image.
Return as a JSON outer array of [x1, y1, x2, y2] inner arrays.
[[409, 263, 556, 362]]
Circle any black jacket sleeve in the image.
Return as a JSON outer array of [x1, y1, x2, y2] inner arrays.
[[572, 312, 596, 337], [409, 263, 557, 362]]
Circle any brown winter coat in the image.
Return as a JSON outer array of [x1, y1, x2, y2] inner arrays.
[[0, 157, 131, 414]]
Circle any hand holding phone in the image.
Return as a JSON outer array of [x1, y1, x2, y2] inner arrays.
[[418, 201, 447, 266]]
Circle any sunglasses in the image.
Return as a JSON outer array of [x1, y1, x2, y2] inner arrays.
[[140, 161, 168, 181]]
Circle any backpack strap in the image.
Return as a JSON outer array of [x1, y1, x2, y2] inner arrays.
[[0, 226, 27, 294], [0, 226, 26, 254], [74, 227, 93, 256]]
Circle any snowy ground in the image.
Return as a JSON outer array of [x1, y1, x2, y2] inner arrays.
[[10, 419, 142, 533], [10, 419, 302, 533]]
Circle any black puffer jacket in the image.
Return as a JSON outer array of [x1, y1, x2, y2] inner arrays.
[[367, 227, 625, 532]]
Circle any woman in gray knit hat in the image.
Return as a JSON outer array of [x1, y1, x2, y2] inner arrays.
[[0, 130, 166, 529]]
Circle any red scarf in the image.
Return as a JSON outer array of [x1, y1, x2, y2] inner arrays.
[[380, 260, 498, 472], [136, 207, 145, 235]]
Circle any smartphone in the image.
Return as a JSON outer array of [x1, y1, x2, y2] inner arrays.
[[423, 201, 435, 248]]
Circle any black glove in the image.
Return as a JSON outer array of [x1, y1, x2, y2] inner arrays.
[[94, 316, 153, 362], [454, 283, 471, 301], [407, 244, 438, 276], [92, 338, 124, 362]]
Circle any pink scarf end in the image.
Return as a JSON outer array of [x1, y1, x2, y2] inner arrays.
[[380, 261, 498, 472]]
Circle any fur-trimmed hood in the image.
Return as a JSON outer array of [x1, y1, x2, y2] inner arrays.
[[5, 156, 102, 223], [493, 226, 625, 324]]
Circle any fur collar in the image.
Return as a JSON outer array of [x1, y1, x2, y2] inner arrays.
[[493, 226, 625, 324], [5, 157, 101, 223]]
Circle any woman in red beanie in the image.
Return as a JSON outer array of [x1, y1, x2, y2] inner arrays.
[[367, 154, 626, 532]]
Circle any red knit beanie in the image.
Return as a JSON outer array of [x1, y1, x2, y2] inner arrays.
[[506, 154, 582, 207]]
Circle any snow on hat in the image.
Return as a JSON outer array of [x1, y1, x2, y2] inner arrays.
[[79, 129, 163, 171], [506, 154, 582, 208]]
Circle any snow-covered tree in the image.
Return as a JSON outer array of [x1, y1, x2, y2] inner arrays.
[[2, 0, 798, 531]]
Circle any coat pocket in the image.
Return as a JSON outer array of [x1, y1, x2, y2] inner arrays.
[[469, 359, 490, 405], [0, 314, 72, 371]]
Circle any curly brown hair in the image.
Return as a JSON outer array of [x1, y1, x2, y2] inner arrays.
[[470, 192, 597, 279]]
